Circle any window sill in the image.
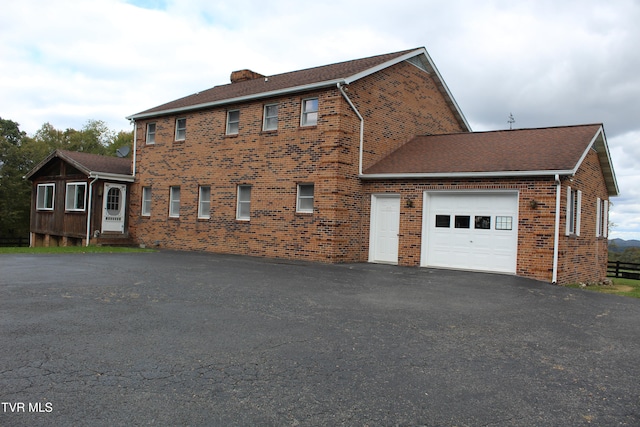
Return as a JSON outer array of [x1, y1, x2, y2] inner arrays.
[[260, 130, 278, 135], [299, 125, 317, 130], [224, 134, 239, 138], [197, 217, 210, 221]]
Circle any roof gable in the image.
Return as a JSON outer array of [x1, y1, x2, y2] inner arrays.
[[26, 150, 132, 180], [363, 124, 619, 195], [127, 47, 470, 131]]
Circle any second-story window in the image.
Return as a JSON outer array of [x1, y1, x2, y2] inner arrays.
[[226, 110, 240, 135], [263, 104, 278, 131], [301, 98, 318, 126], [146, 123, 156, 144], [175, 118, 186, 141]]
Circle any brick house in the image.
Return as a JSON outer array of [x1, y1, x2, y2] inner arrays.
[[126, 47, 618, 284], [26, 150, 134, 247]]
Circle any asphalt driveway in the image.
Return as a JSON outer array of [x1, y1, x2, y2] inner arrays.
[[1, 251, 639, 426]]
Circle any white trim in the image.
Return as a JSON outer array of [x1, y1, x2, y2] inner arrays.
[[146, 122, 156, 144], [360, 169, 576, 180], [65, 182, 87, 212], [566, 186, 572, 236], [169, 186, 180, 218], [141, 186, 152, 217], [236, 185, 251, 221], [175, 118, 186, 141], [576, 190, 582, 236], [300, 97, 318, 127], [296, 183, 314, 213], [262, 103, 279, 131], [36, 183, 55, 211], [226, 110, 240, 135], [596, 197, 602, 237], [88, 172, 135, 183], [603, 200, 609, 238], [198, 186, 211, 219]]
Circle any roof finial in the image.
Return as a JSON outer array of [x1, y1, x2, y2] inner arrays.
[[508, 113, 515, 130]]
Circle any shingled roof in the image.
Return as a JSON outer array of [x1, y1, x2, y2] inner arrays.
[[26, 149, 133, 180], [363, 124, 618, 195], [127, 47, 470, 131]]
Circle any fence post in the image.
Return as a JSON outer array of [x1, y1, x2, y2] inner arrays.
[[616, 260, 620, 278]]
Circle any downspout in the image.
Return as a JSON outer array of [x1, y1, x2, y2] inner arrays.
[[552, 174, 561, 283], [131, 120, 137, 176], [86, 175, 100, 247], [337, 82, 364, 175]]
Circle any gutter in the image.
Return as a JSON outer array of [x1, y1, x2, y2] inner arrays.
[[337, 82, 364, 175], [85, 175, 100, 247], [359, 169, 577, 180], [552, 174, 561, 283]]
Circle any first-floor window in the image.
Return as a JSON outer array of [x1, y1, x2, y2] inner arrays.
[[65, 182, 87, 211], [36, 183, 55, 211], [236, 185, 251, 220], [169, 186, 180, 217], [198, 186, 211, 219], [566, 187, 582, 236], [596, 197, 609, 238], [142, 187, 152, 216], [296, 183, 314, 213]]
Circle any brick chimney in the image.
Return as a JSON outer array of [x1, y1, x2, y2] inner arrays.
[[230, 69, 265, 83]]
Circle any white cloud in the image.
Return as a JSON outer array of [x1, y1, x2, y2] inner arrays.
[[1, 0, 639, 239]]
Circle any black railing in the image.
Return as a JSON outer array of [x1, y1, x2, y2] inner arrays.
[[0, 237, 30, 247], [608, 261, 640, 280]]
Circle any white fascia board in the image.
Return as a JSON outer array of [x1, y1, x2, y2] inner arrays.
[[88, 172, 135, 182], [126, 79, 345, 120], [359, 169, 575, 180]]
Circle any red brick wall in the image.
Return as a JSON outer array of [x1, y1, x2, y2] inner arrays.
[[129, 60, 465, 263]]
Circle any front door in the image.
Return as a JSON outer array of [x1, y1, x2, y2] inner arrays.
[[102, 183, 127, 233]]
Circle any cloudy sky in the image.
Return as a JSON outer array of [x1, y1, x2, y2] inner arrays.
[[1, 0, 638, 239]]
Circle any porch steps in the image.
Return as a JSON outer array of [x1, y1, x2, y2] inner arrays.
[[95, 234, 137, 248]]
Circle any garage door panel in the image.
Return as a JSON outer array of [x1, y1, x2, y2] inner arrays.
[[422, 192, 518, 274]]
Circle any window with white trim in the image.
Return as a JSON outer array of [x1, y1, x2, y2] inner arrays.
[[263, 104, 278, 131], [146, 123, 156, 144], [596, 198, 608, 238], [198, 186, 211, 219], [169, 186, 180, 217], [36, 183, 55, 211], [226, 110, 240, 135], [296, 183, 314, 213], [301, 98, 318, 126], [65, 182, 87, 211], [236, 185, 251, 220], [175, 118, 186, 141], [566, 187, 581, 236], [142, 186, 152, 216]]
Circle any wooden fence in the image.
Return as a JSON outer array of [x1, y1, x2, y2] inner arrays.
[[0, 237, 30, 247], [608, 260, 640, 280]]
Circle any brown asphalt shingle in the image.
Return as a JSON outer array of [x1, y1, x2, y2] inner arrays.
[[133, 49, 417, 117], [58, 150, 132, 175], [364, 124, 603, 175]]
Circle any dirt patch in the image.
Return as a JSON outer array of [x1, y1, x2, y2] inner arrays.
[[612, 285, 634, 293]]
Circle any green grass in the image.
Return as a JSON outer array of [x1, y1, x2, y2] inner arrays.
[[566, 277, 640, 299], [0, 245, 154, 254]]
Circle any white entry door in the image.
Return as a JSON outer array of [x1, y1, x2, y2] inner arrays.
[[421, 191, 518, 273], [102, 183, 127, 233], [369, 195, 400, 264]]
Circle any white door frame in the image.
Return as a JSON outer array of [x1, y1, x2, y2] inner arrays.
[[369, 194, 401, 264], [102, 183, 127, 233]]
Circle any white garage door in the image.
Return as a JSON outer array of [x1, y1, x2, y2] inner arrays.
[[421, 191, 518, 273]]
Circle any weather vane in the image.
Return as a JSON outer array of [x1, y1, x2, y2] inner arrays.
[[508, 113, 515, 130]]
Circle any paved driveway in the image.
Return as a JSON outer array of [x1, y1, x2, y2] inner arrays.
[[1, 251, 639, 426]]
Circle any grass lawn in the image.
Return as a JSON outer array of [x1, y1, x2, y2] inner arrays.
[[566, 277, 640, 299], [0, 246, 154, 254]]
